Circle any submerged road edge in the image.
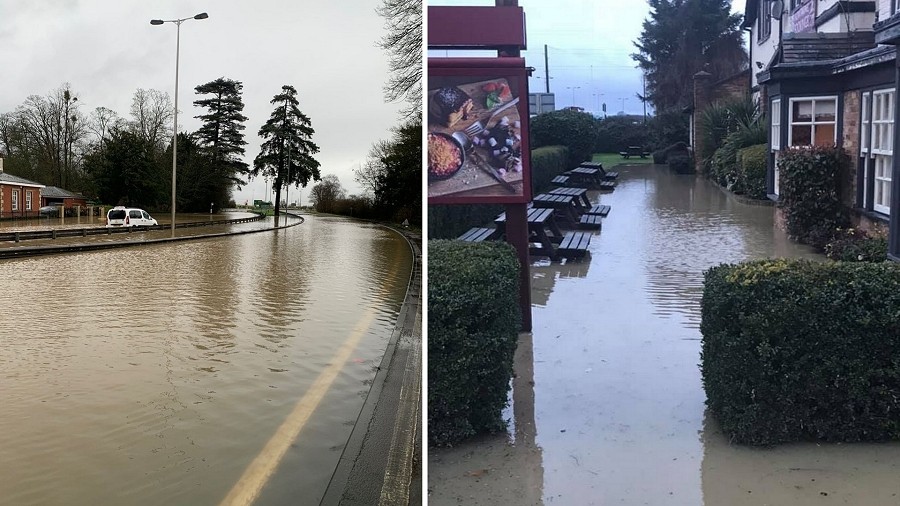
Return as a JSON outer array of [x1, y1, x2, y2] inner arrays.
[[319, 226, 422, 506]]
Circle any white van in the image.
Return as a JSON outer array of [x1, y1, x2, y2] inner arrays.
[[106, 206, 159, 227]]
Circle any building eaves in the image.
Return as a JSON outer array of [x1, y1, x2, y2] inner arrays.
[[0, 173, 45, 188]]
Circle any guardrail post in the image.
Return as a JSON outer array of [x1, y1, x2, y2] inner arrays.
[[14, 232, 20, 243], [52, 230, 57, 240]]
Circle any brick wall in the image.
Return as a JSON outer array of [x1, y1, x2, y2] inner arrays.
[[842, 90, 861, 209]]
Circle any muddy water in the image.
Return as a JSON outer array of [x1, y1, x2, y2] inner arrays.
[[428, 166, 900, 505], [0, 215, 412, 506]]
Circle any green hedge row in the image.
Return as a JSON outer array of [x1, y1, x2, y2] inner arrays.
[[825, 228, 888, 262], [427, 146, 569, 239], [736, 144, 767, 200], [428, 240, 521, 446], [530, 110, 598, 167], [778, 146, 850, 249], [701, 259, 900, 445]]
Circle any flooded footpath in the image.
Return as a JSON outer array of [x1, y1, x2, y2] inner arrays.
[[428, 165, 900, 505]]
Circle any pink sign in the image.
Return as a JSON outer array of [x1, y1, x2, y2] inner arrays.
[[791, 0, 815, 33]]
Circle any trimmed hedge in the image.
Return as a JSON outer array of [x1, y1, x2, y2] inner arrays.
[[778, 146, 851, 249], [825, 228, 888, 262], [653, 141, 689, 165], [668, 153, 693, 174], [701, 259, 900, 446], [428, 146, 570, 239], [530, 109, 599, 167], [429, 240, 521, 446], [736, 144, 767, 199]]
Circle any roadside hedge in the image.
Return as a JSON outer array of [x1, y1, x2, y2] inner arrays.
[[429, 240, 521, 446], [701, 259, 900, 446], [531, 145, 570, 193], [778, 146, 850, 249]]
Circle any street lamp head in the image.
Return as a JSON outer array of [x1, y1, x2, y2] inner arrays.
[[150, 19, 164, 25], [194, 12, 209, 19]]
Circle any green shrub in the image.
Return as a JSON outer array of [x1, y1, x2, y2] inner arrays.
[[530, 109, 599, 167], [428, 240, 521, 446], [737, 144, 768, 199], [427, 146, 570, 239], [698, 96, 760, 174], [778, 146, 851, 249], [702, 259, 900, 446], [668, 153, 693, 174], [825, 228, 888, 262], [647, 110, 689, 151], [530, 145, 570, 194], [653, 141, 689, 164], [595, 115, 650, 154]]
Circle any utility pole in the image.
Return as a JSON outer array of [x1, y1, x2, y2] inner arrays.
[[642, 74, 647, 124], [544, 44, 550, 93]]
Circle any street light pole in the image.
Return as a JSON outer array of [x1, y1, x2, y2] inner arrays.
[[151, 12, 208, 233]]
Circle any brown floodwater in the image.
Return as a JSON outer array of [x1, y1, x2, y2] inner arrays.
[[428, 165, 900, 505], [0, 214, 412, 506]]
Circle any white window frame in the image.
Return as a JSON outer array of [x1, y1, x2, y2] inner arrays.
[[25, 191, 32, 211], [872, 89, 894, 214], [861, 91, 871, 208], [771, 99, 781, 151], [788, 96, 838, 147], [772, 98, 782, 196], [11, 190, 18, 211]]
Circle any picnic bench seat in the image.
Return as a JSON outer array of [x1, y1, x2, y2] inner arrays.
[[584, 204, 611, 217], [557, 231, 591, 259], [598, 180, 616, 191], [548, 186, 591, 209], [579, 214, 603, 230], [619, 146, 650, 159], [551, 175, 570, 187], [457, 227, 499, 242], [495, 207, 565, 258], [578, 163, 619, 180], [532, 193, 580, 227]]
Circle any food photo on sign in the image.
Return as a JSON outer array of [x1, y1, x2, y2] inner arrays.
[[427, 75, 526, 200]]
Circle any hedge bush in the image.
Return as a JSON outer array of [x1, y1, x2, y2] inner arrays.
[[778, 146, 850, 249], [825, 228, 888, 262], [653, 141, 689, 165], [668, 153, 693, 174], [428, 146, 570, 239], [594, 115, 649, 154], [736, 144, 767, 199], [530, 109, 598, 167], [701, 259, 900, 446], [429, 240, 521, 446]]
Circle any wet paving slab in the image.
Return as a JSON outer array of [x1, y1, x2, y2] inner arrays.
[[428, 165, 900, 505]]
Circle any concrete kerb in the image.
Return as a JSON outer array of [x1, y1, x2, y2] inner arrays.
[[0, 213, 304, 260], [319, 224, 422, 506]]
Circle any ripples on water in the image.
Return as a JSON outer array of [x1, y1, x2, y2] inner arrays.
[[0, 215, 411, 505]]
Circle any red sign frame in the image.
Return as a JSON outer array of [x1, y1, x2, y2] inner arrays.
[[427, 57, 532, 205]]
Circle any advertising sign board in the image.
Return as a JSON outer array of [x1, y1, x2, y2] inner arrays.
[[427, 57, 532, 204]]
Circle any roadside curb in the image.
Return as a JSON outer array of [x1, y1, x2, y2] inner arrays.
[[319, 225, 422, 506]]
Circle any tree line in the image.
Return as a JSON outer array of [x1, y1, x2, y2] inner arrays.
[[0, 79, 320, 214]]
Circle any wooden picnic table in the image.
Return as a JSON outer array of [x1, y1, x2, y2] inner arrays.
[[548, 186, 591, 210], [532, 193, 580, 227], [495, 206, 564, 258]]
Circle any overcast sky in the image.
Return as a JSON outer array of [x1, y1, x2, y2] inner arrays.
[[0, 0, 404, 205], [428, 0, 745, 116]]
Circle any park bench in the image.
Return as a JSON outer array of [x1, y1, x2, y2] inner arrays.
[[557, 231, 592, 259], [457, 227, 499, 242], [619, 146, 649, 159]]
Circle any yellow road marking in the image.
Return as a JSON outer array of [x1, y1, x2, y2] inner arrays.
[[219, 305, 377, 506]]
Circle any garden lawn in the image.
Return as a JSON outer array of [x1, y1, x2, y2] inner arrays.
[[591, 152, 655, 168]]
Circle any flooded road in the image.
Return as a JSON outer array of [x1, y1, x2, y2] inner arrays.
[[429, 166, 900, 505], [0, 214, 413, 505]]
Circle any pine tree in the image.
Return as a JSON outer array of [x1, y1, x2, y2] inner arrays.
[[193, 77, 250, 196], [252, 85, 321, 217], [632, 0, 747, 111]]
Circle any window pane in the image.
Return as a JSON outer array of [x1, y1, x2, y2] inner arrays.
[[814, 123, 835, 145], [793, 100, 812, 122], [791, 124, 811, 145], [814, 100, 836, 121]]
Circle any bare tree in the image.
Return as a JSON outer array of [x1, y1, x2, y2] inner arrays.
[[309, 174, 345, 213], [129, 88, 174, 150], [88, 106, 123, 150], [354, 139, 391, 197], [15, 83, 87, 187], [377, 0, 422, 120]]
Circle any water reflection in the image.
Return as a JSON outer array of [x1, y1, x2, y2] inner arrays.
[[0, 215, 411, 506]]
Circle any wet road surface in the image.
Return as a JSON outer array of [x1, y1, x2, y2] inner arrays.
[[428, 165, 900, 505], [0, 214, 413, 505]]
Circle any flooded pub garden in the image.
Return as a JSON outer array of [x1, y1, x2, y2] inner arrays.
[[428, 158, 900, 505]]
